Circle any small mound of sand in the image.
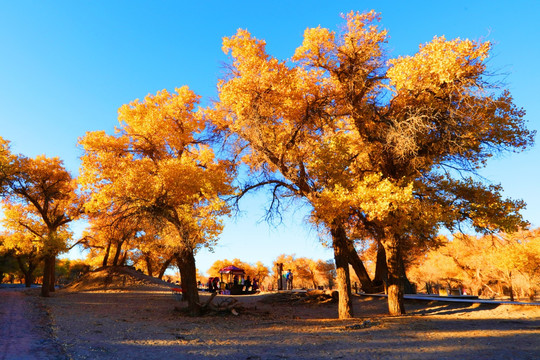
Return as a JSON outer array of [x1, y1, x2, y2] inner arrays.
[[258, 290, 338, 305], [63, 266, 172, 292]]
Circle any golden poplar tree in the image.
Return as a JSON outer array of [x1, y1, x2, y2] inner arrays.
[[215, 11, 533, 316], [0, 145, 83, 297], [0, 221, 42, 287], [79, 87, 235, 314]]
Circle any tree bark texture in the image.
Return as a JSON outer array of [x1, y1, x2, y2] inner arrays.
[[16, 256, 36, 288], [102, 240, 112, 267], [26, 261, 36, 288], [41, 254, 54, 297], [112, 240, 124, 266], [383, 235, 406, 315], [120, 250, 128, 266], [374, 242, 388, 288], [175, 248, 201, 316], [158, 255, 175, 280], [344, 239, 374, 292], [145, 255, 153, 277], [508, 272, 515, 302], [331, 222, 353, 319], [400, 265, 416, 294], [48, 256, 56, 292]]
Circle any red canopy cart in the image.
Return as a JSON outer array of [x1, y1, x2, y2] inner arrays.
[[219, 265, 246, 295]]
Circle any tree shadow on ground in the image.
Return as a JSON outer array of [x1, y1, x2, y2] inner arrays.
[[406, 301, 500, 316]]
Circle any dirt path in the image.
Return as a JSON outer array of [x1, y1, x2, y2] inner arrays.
[[0, 289, 67, 360], [45, 287, 540, 360]]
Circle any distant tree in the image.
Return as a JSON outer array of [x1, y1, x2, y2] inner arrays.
[[509, 229, 540, 300], [407, 237, 464, 294], [0, 137, 15, 188], [316, 259, 337, 289], [271, 254, 335, 290], [55, 258, 90, 285], [0, 247, 19, 284], [0, 222, 42, 287], [207, 258, 267, 282], [408, 229, 540, 301], [207, 259, 233, 278], [82, 208, 177, 279], [0, 140, 84, 297], [130, 228, 178, 279], [254, 261, 270, 285], [489, 230, 540, 301], [81, 207, 140, 268]]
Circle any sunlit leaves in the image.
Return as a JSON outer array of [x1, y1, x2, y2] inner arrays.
[[386, 36, 533, 170], [80, 87, 235, 252], [0, 136, 15, 184], [387, 36, 490, 94], [310, 173, 414, 224], [409, 229, 540, 299], [272, 254, 335, 289], [216, 11, 533, 314], [0, 154, 81, 255]]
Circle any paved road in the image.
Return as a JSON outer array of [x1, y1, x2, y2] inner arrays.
[[363, 293, 540, 306], [0, 289, 67, 360]]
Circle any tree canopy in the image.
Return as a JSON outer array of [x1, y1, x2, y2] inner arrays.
[[79, 86, 236, 314], [0, 11, 535, 318], [214, 11, 534, 316], [0, 140, 83, 296]]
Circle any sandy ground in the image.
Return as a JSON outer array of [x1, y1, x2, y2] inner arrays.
[[0, 288, 67, 360], [37, 283, 540, 360]]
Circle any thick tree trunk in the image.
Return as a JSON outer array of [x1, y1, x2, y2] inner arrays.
[[16, 256, 35, 288], [26, 261, 36, 287], [508, 272, 514, 302], [344, 239, 374, 292], [158, 255, 175, 280], [48, 256, 56, 292], [400, 264, 415, 294], [120, 250, 128, 266], [174, 248, 201, 316], [112, 241, 124, 266], [102, 240, 112, 267], [331, 222, 353, 319], [383, 235, 406, 315], [145, 255, 154, 277], [41, 254, 54, 297], [528, 288, 536, 302], [374, 242, 388, 289]]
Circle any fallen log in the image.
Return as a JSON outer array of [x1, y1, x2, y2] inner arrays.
[[199, 292, 217, 308], [196, 294, 241, 316]]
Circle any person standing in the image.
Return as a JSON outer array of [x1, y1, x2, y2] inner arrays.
[[244, 276, 252, 293], [286, 269, 293, 290]]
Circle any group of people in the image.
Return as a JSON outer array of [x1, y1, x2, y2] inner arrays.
[[207, 276, 220, 292], [206, 275, 259, 294], [204, 270, 295, 293]]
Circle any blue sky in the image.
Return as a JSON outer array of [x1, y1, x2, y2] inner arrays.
[[1, 1, 538, 275]]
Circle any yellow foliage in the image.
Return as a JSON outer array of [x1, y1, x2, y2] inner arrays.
[[1, 154, 81, 256], [216, 10, 532, 262], [206, 258, 268, 282], [409, 229, 540, 298], [387, 36, 490, 94], [79, 87, 235, 253], [272, 254, 335, 289]]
